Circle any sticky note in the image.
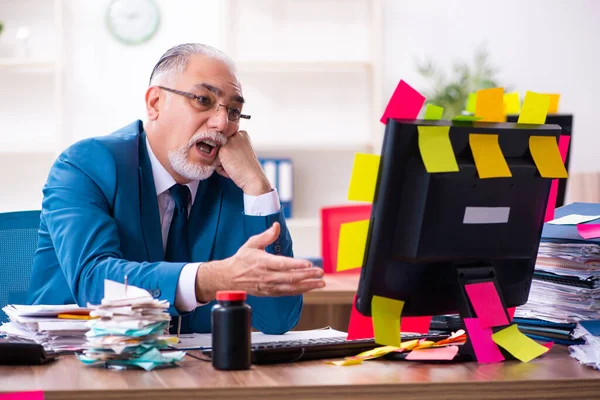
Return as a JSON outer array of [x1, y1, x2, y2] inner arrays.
[[530, 136, 568, 179], [401, 316, 432, 334], [347, 153, 380, 202], [492, 324, 550, 362], [418, 125, 459, 173], [463, 318, 505, 364], [414, 340, 435, 350], [327, 358, 364, 366], [372, 295, 404, 347], [355, 345, 401, 360], [547, 94, 560, 114], [452, 115, 482, 122], [548, 214, 600, 225], [504, 92, 521, 115], [475, 87, 505, 122], [518, 91, 550, 124], [337, 220, 369, 272], [577, 224, 600, 240], [469, 134, 512, 178], [347, 294, 375, 340], [465, 282, 509, 328], [0, 392, 44, 400], [424, 104, 444, 120], [380, 80, 426, 124], [405, 345, 459, 361], [507, 307, 516, 321], [465, 92, 477, 113], [544, 135, 571, 222]]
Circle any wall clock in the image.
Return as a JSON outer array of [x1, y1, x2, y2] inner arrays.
[[106, 0, 160, 45]]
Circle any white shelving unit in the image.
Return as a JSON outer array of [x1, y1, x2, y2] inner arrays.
[[219, 0, 383, 257]]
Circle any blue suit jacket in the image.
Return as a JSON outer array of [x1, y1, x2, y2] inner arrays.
[[27, 120, 302, 334]]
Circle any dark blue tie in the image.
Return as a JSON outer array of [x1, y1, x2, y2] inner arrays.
[[165, 184, 191, 262]]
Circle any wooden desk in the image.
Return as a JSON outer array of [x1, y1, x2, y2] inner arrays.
[[1, 346, 599, 399], [296, 273, 358, 331]]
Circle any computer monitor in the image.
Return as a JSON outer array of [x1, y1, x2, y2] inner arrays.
[[355, 119, 562, 323]]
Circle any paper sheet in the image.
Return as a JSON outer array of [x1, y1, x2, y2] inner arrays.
[[465, 282, 509, 328], [401, 316, 432, 334], [417, 125, 460, 173], [347, 153, 380, 202], [548, 214, 600, 225], [372, 295, 404, 347], [529, 136, 568, 178], [547, 94, 561, 114], [475, 87, 505, 122], [347, 295, 375, 340], [466, 92, 477, 114], [380, 80, 426, 124], [518, 91, 550, 124], [492, 324, 550, 362], [504, 92, 521, 115], [423, 104, 444, 120], [463, 318, 505, 364], [337, 219, 370, 272], [469, 134, 512, 178], [405, 345, 459, 361], [577, 224, 600, 240], [544, 135, 571, 222]]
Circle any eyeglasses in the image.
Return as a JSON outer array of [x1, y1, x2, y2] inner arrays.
[[157, 86, 251, 122]]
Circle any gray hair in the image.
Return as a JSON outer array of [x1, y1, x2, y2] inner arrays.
[[149, 43, 236, 86]]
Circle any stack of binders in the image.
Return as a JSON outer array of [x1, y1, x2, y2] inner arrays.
[[258, 158, 293, 218]]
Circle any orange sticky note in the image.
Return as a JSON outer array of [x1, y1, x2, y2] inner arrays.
[[347, 153, 380, 202], [424, 104, 444, 120], [518, 91, 550, 124], [504, 92, 521, 115], [529, 136, 568, 178], [469, 134, 512, 178], [547, 94, 560, 114], [337, 220, 369, 271], [475, 87, 505, 122], [492, 324, 550, 362], [417, 125, 459, 173], [372, 295, 404, 347]]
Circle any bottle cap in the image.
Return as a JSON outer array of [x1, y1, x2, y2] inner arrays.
[[216, 290, 247, 301]]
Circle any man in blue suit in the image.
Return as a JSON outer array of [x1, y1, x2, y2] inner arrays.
[[27, 43, 325, 334]]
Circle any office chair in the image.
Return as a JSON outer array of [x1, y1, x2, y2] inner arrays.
[[0, 210, 40, 323]]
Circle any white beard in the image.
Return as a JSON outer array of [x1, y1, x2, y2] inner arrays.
[[167, 131, 227, 181]]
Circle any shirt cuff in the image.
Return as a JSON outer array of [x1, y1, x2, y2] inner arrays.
[[243, 188, 281, 216], [175, 262, 206, 312]]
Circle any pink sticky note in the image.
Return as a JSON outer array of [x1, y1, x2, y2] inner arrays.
[[465, 282, 509, 328], [0, 392, 44, 400], [542, 342, 554, 350], [544, 135, 570, 222], [380, 80, 426, 124], [463, 318, 505, 364], [347, 295, 374, 340], [402, 316, 432, 334], [507, 307, 516, 321], [405, 345, 459, 361], [577, 224, 600, 239]]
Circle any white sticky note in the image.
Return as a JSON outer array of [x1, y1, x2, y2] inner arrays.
[[548, 214, 600, 225]]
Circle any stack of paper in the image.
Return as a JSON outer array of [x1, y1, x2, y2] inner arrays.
[[0, 304, 90, 352], [569, 321, 600, 369], [76, 279, 185, 371]]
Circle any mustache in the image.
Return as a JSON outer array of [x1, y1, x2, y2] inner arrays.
[[187, 131, 228, 148]]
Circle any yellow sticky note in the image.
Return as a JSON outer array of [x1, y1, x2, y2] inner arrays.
[[504, 92, 521, 115], [327, 358, 364, 366], [372, 295, 404, 347], [547, 94, 560, 114], [417, 126, 459, 173], [529, 136, 568, 178], [469, 134, 512, 179], [492, 324, 550, 363], [355, 345, 400, 360], [475, 87, 505, 122], [424, 104, 444, 120], [337, 220, 369, 271], [465, 92, 477, 113], [347, 153, 380, 202], [518, 91, 550, 124], [413, 340, 435, 350]]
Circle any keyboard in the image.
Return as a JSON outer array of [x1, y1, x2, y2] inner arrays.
[[202, 333, 448, 365]]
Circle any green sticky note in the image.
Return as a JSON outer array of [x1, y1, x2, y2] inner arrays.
[[424, 104, 444, 120], [466, 92, 477, 113], [372, 295, 404, 347], [347, 153, 381, 202], [529, 136, 568, 178], [452, 115, 482, 122], [492, 324, 550, 362], [417, 125, 459, 173], [337, 219, 369, 272], [469, 134, 512, 179], [518, 91, 550, 124], [475, 87, 505, 122], [504, 92, 521, 115]]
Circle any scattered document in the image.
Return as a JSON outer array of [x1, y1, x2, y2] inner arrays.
[[492, 324, 550, 362], [337, 219, 369, 272], [380, 80, 425, 124], [347, 153, 380, 202], [469, 133, 512, 178], [465, 282, 509, 328], [547, 214, 600, 225], [529, 136, 569, 179], [504, 92, 521, 115], [423, 104, 444, 120], [372, 295, 403, 347], [518, 91, 550, 124], [475, 87, 505, 122], [417, 125, 460, 173]]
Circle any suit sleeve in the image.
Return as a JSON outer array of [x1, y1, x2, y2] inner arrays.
[[243, 210, 303, 334], [42, 139, 185, 314]]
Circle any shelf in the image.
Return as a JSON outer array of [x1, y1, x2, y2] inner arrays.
[[0, 58, 56, 69], [237, 60, 373, 74]]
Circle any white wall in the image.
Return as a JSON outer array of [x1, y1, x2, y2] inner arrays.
[[381, 0, 600, 173]]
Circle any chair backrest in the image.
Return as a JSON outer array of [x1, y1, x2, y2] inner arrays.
[[0, 210, 41, 323], [320, 205, 372, 274]]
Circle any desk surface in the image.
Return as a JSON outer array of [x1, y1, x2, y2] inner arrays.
[[2, 346, 599, 400], [303, 273, 359, 305]]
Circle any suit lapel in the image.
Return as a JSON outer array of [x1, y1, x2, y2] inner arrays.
[[138, 132, 165, 262], [189, 175, 223, 262]]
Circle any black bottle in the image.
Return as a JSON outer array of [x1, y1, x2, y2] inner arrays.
[[211, 290, 252, 370]]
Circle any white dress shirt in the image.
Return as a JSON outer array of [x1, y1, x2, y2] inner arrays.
[[145, 139, 280, 311]]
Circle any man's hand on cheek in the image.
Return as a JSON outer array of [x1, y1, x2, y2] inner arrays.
[[216, 130, 272, 196]]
